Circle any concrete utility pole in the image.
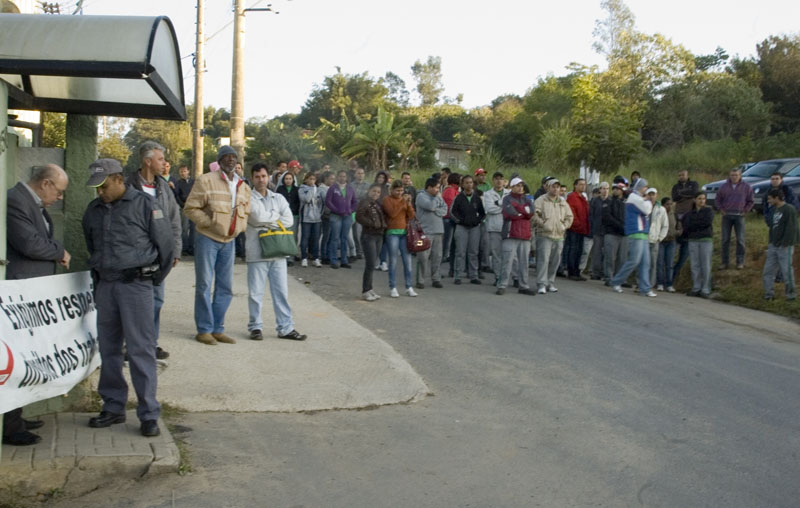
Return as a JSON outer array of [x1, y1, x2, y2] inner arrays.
[[193, 0, 205, 177], [229, 0, 245, 162]]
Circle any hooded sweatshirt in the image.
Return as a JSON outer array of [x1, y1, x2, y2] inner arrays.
[[624, 180, 652, 238]]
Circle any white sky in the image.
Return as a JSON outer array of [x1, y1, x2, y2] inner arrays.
[[82, 0, 800, 120]]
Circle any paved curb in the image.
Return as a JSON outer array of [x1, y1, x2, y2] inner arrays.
[[0, 411, 178, 497]]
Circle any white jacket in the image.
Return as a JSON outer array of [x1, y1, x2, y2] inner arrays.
[[246, 188, 294, 262], [648, 203, 669, 244]]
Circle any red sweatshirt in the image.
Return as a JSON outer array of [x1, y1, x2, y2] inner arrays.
[[567, 191, 590, 235]]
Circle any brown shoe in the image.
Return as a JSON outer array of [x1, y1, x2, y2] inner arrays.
[[196, 333, 217, 345], [212, 333, 236, 344]]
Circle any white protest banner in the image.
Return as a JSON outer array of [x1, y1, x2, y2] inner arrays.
[[0, 271, 100, 413]]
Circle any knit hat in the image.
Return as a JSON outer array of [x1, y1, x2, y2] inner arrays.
[[632, 177, 649, 194], [217, 145, 237, 162]]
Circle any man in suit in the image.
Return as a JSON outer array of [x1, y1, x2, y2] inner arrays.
[[3, 164, 70, 446]]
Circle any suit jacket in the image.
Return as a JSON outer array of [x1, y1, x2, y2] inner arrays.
[[6, 182, 64, 279]]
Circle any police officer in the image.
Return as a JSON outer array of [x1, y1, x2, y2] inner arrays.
[[82, 159, 174, 437]]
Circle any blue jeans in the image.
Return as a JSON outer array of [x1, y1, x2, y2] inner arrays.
[[565, 231, 585, 276], [673, 238, 690, 281], [386, 233, 412, 289], [721, 214, 746, 266], [247, 259, 294, 335], [328, 214, 352, 266], [611, 237, 651, 293], [301, 222, 321, 260], [657, 240, 676, 286], [194, 233, 235, 334], [153, 282, 165, 343]]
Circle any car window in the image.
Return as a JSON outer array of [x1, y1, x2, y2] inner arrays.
[[781, 163, 800, 177], [743, 161, 800, 178]]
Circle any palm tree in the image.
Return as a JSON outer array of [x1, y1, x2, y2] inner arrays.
[[341, 106, 411, 171]]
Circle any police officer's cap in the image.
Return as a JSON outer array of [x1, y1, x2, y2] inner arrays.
[[86, 158, 123, 187]]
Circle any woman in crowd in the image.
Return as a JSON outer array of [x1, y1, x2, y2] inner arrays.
[[356, 184, 387, 301], [317, 170, 335, 264], [299, 172, 323, 267], [374, 171, 391, 270], [277, 172, 301, 265], [382, 180, 417, 297], [442, 172, 462, 276], [682, 192, 714, 298]]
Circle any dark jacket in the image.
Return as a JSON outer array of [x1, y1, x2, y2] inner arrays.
[[589, 196, 606, 237], [276, 183, 301, 216], [82, 186, 174, 284], [174, 177, 194, 208], [450, 192, 486, 228], [768, 203, 800, 247], [355, 199, 387, 236], [671, 180, 699, 218], [681, 206, 714, 240], [6, 182, 65, 280], [602, 195, 625, 236], [126, 171, 182, 256], [763, 184, 800, 226]]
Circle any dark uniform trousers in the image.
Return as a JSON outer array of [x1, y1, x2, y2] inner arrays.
[[96, 278, 160, 422]]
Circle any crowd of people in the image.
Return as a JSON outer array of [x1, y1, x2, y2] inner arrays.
[[5, 142, 797, 446]]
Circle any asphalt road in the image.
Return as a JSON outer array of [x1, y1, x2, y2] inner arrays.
[[55, 259, 800, 508]]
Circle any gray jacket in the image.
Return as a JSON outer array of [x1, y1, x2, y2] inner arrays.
[[415, 190, 447, 235], [6, 182, 65, 279], [126, 171, 182, 256], [483, 187, 509, 233], [299, 184, 323, 223], [82, 186, 174, 283]]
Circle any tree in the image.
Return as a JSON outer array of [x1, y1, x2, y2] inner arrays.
[[247, 118, 321, 167], [384, 71, 410, 107], [41, 112, 66, 148], [123, 118, 192, 170], [695, 46, 729, 72], [535, 120, 578, 173], [98, 133, 131, 164], [342, 107, 411, 171], [756, 34, 800, 132], [295, 68, 389, 128], [411, 56, 444, 106]]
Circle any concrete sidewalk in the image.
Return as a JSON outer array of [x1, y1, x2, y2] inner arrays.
[[1, 258, 429, 498]]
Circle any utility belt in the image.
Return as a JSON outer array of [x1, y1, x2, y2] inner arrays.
[[120, 264, 161, 284]]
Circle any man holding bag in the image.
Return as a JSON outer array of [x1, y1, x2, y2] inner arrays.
[[246, 164, 307, 341]]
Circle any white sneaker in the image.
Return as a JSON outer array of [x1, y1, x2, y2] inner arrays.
[[405, 287, 418, 297], [301, 258, 308, 267], [656, 284, 664, 291], [380, 262, 389, 272], [362, 291, 378, 302], [644, 290, 657, 297], [612, 285, 623, 293], [537, 287, 547, 294], [666, 286, 676, 293], [547, 285, 558, 293], [389, 287, 399, 298], [313, 258, 322, 267], [369, 290, 381, 299]]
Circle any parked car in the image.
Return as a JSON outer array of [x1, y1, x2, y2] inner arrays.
[[751, 161, 800, 212], [702, 158, 800, 209]]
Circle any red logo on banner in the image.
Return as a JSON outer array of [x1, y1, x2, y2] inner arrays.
[[0, 340, 14, 385]]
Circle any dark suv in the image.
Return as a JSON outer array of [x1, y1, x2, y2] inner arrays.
[[702, 158, 800, 209]]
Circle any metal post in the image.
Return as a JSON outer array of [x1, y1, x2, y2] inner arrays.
[[0, 80, 7, 460], [230, 0, 245, 161], [192, 0, 205, 178]]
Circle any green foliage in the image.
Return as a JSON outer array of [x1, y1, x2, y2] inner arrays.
[[247, 118, 321, 167], [41, 112, 66, 148], [756, 34, 800, 133], [295, 68, 389, 128], [467, 145, 505, 174], [411, 55, 444, 106], [97, 133, 131, 165], [535, 120, 579, 174], [384, 71, 410, 108], [123, 118, 192, 171], [342, 106, 411, 171]]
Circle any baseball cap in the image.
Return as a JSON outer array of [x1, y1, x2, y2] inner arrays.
[[646, 187, 658, 195], [474, 168, 486, 175], [509, 177, 524, 187], [545, 177, 560, 188], [86, 158, 123, 187], [541, 175, 553, 185], [288, 160, 303, 169], [599, 181, 610, 188]]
